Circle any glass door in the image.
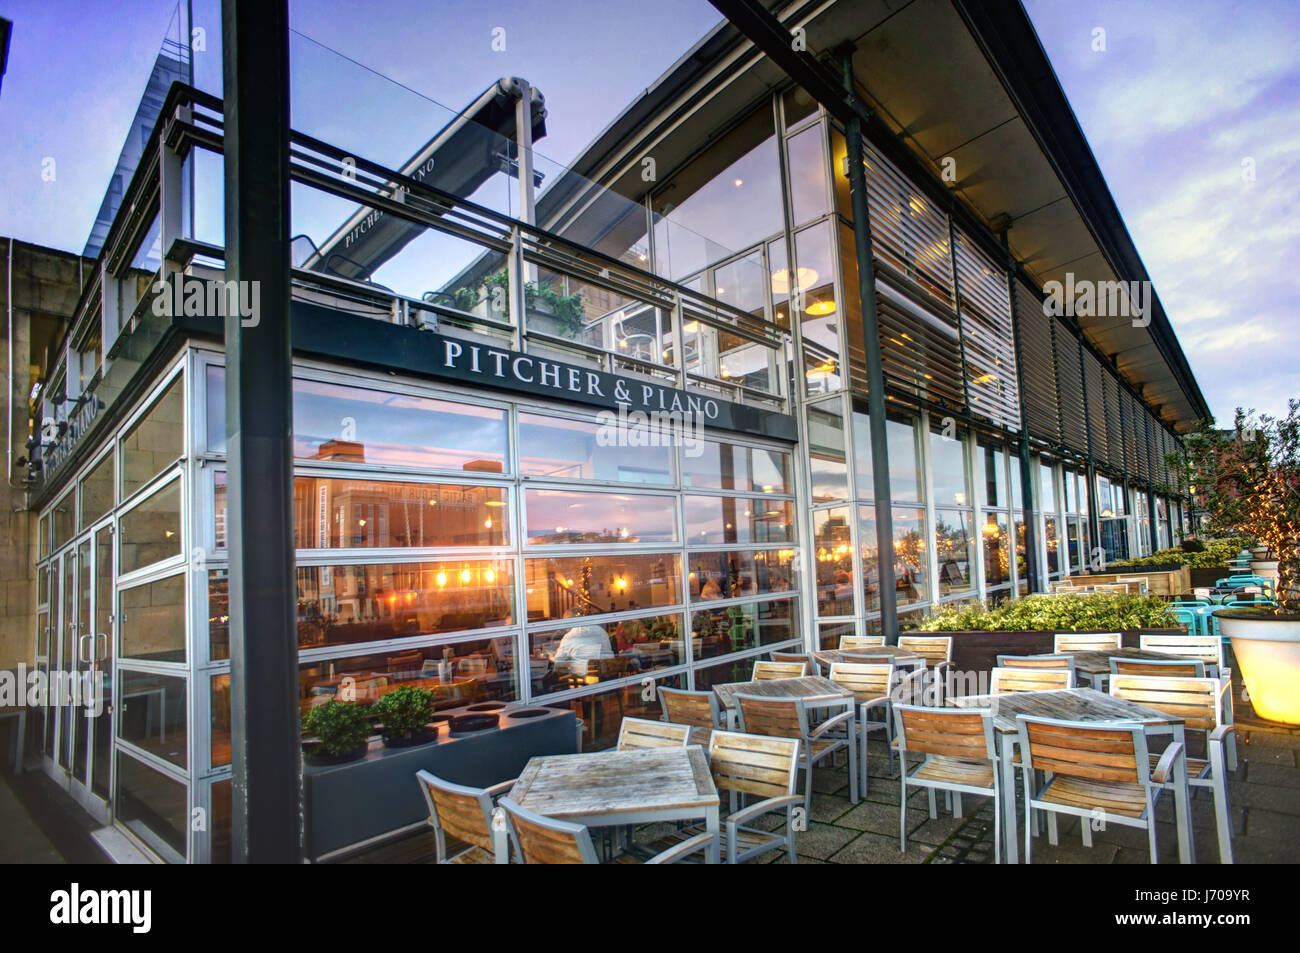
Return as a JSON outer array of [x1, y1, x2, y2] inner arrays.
[[54, 548, 76, 775], [89, 523, 114, 806], [66, 525, 113, 820]]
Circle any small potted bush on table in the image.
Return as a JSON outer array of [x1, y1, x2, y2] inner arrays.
[[302, 700, 374, 766], [373, 685, 440, 748]]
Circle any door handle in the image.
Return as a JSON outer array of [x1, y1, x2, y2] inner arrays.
[[95, 633, 108, 662], [78, 632, 94, 665]]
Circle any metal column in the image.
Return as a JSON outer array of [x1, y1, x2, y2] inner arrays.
[[222, 0, 302, 863]]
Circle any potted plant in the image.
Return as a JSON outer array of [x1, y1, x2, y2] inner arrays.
[[373, 685, 440, 748], [1178, 402, 1300, 724], [302, 699, 373, 766]]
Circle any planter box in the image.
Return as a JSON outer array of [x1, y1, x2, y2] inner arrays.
[[1073, 568, 1189, 596], [304, 703, 577, 861], [942, 628, 1187, 677], [1190, 567, 1231, 589]]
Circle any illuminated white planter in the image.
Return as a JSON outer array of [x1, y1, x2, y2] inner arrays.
[[1250, 559, 1280, 587], [1217, 609, 1300, 726]]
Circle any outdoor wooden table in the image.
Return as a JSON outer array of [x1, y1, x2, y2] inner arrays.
[[813, 647, 925, 670], [499, 746, 721, 863], [1057, 647, 1187, 688], [951, 687, 1194, 865]]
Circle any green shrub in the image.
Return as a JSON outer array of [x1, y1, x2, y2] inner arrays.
[[373, 685, 437, 741], [1112, 536, 1252, 570], [302, 700, 373, 755], [916, 593, 1177, 632]]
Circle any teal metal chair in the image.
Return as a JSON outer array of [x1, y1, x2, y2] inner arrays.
[[1170, 605, 1205, 637]]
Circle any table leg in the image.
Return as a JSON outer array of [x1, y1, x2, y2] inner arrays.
[[1000, 732, 1019, 864], [706, 805, 721, 864]]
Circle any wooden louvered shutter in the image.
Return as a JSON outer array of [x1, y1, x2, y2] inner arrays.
[[954, 231, 1020, 430]]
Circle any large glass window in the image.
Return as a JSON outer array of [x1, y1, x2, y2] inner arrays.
[[787, 124, 829, 226], [79, 451, 115, 529], [119, 671, 187, 768], [122, 375, 183, 497], [854, 416, 923, 503], [793, 223, 837, 353], [525, 553, 681, 622], [51, 490, 76, 551], [982, 512, 1011, 588], [518, 412, 674, 485], [859, 506, 930, 611], [529, 613, 683, 691], [206, 367, 508, 473], [690, 597, 798, 657], [813, 507, 853, 616], [934, 510, 975, 598], [298, 636, 519, 719], [116, 753, 188, 860], [524, 488, 677, 545], [807, 401, 848, 502], [977, 444, 1006, 509], [681, 438, 791, 494], [119, 479, 181, 574], [296, 477, 507, 549], [689, 548, 795, 601], [552, 675, 683, 752], [683, 495, 793, 545], [120, 573, 186, 663], [930, 428, 969, 507]]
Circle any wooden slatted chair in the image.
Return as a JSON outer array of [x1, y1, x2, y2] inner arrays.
[[839, 635, 886, 649], [645, 731, 803, 864], [497, 797, 715, 865], [893, 705, 1001, 861], [990, 666, 1072, 695], [616, 716, 691, 751], [734, 693, 858, 810], [842, 652, 925, 674], [996, 653, 1078, 683], [416, 769, 517, 864], [771, 651, 819, 676], [658, 686, 723, 748], [1109, 674, 1236, 863], [1109, 657, 1205, 679], [827, 661, 895, 794], [1091, 583, 1130, 594], [1014, 715, 1188, 864], [1139, 634, 1225, 678], [898, 635, 954, 704], [752, 659, 808, 681], [1115, 577, 1150, 594], [1053, 632, 1122, 653]]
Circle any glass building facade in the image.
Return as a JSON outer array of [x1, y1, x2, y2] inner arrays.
[[24, 4, 1200, 862]]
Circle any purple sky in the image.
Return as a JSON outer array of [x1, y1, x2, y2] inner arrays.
[[0, 0, 1293, 425]]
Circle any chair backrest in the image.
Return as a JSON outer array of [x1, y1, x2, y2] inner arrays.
[[1016, 716, 1149, 786], [840, 635, 886, 649], [996, 653, 1076, 676], [498, 797, 600, 864], [1170, 606, 1204, 636], [1115, 577, 1149, 594], [753, 659, 808, 681], [416, 769, 496, 853], [1109, 657, 1206, 678], [770, 652, 811, 670], [658, 686, 720, 729], [1049, 580, 1080, 593], [1138, 634, 1222, 668], [707, 730, 800, 800], [734, 693, 807, 739], [617, 716, 691, 751], [1109, 675, 1224, 734], [990, 666, 1072, 695], [894, 704, 996, 761], [1091, 583, 1129, 594], [827, 662, 894, 703], [897, 635, 953, 664], [1054, 631, 1122, 652]]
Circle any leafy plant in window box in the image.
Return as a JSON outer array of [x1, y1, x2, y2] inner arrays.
[[373, 685, 440, 748], [1177, 402, 1300, 723], [302, 699, 374, 766]]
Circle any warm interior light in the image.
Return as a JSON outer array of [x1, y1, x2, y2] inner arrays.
[[485, 569, 496, 583], [684, 321, 699, 333], [805, 300, 836, 316], [484, 518, 493, 529], [436, 572, 447, 587], [733, 178, 743, 188], [954, 493, 966, 505], [770, 267, 819, 294], [460, 569, 472, 583], [615, 577, 628, 591], [484, 499, 505, 506]]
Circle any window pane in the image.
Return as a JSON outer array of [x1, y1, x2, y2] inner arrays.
[[1038, 461, 1056, 513], [886, 419, 922, 502], [52, 490, 75, 551], [794, 222, 837, 350], [1063, 471, 1077, 512], [813, 507, 853, 616], [681, 438, 791, 494], [119, 480, 181, 573], [930, 428, 969, 506], [518, 412, 673, 485], [817, 620, 857, 651], [120, 574, 186, 662], [525, 553, 681, 623], [212, 673, 230, 769], [977, 444, 1005, 509], [982, 512, 1010, 588], [524, 488, 677, 545], [529, 613, 683, 691], [787, 125, 829, 226], [1043, 515, 1060, 574], [688, 548, 795, 601], [206, 366, 508, 472], [291, 477, 508, 549], [808, 401, 848, 502], [211, 560, 514, 660], [690, 597, 799, 658], [122, 375, 183, 497], [684, 495, 793, 545], [79, 452, 115, 528], [863, 506, 928, 607], [116, 752, 187, 860], [299, 636, 519, 722], [119, 671, 187, 768], [935, 509, 975, 598]]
